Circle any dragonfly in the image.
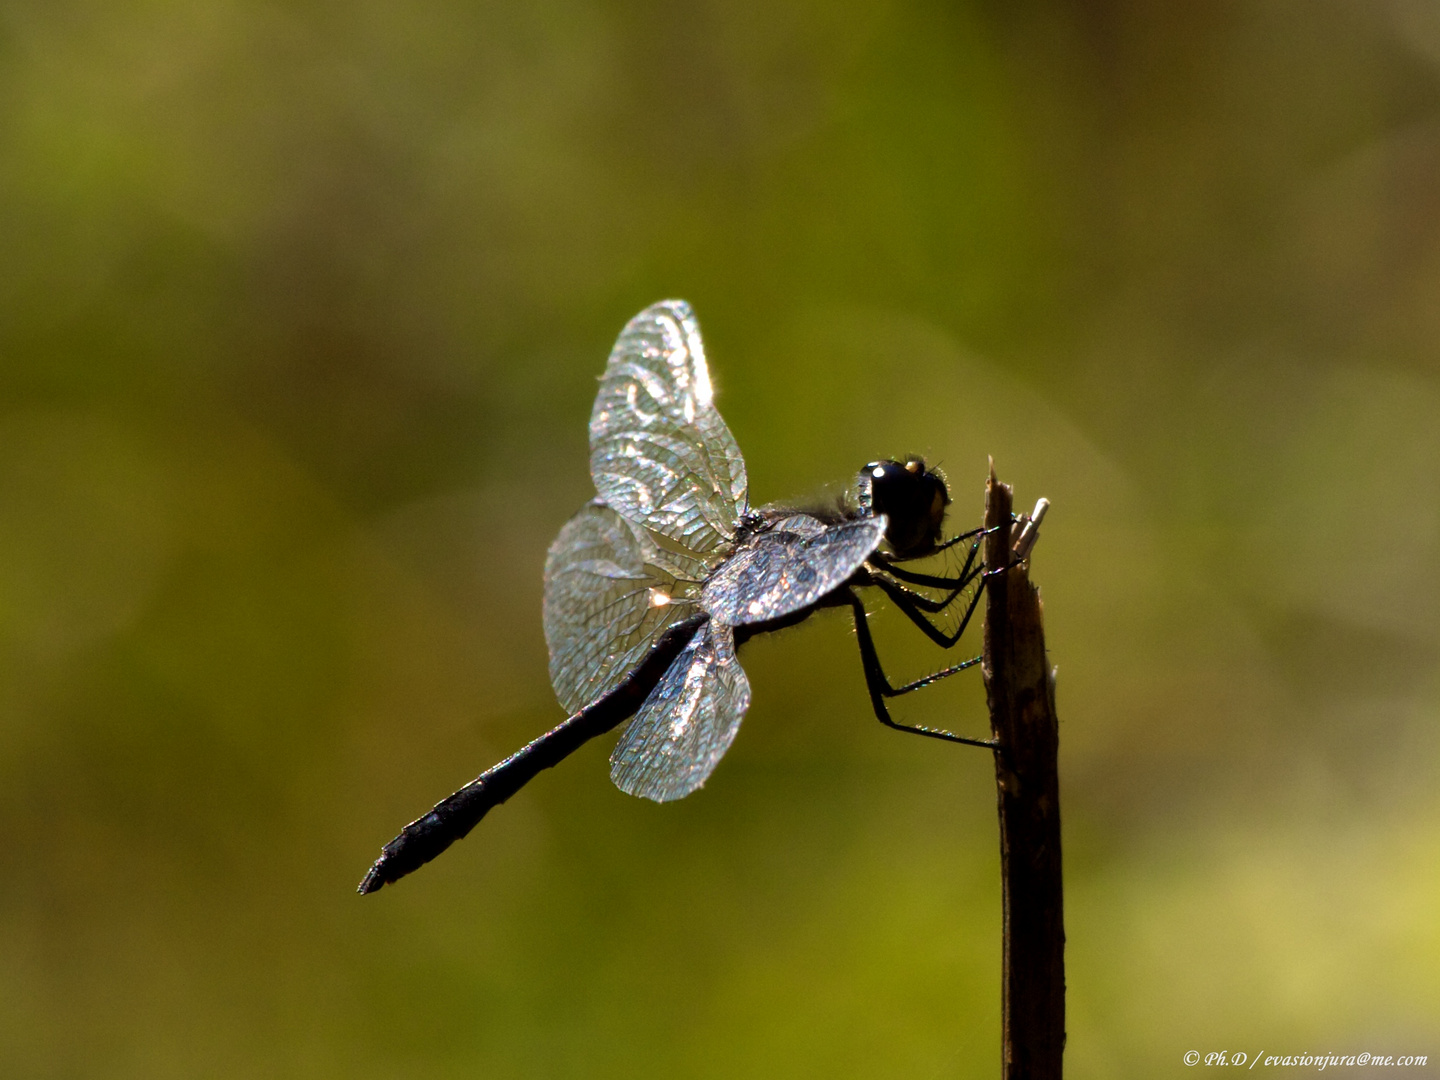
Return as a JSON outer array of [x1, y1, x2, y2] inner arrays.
[[358, 300, 1041, 894]]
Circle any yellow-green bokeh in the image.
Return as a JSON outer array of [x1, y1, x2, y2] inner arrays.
[[2, 1, 1437, 1076]]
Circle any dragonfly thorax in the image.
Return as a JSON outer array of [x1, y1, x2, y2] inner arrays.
[[859, 457, 950, 559]]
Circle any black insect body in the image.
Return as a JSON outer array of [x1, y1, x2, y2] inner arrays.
[[359, 301, 993, 894]]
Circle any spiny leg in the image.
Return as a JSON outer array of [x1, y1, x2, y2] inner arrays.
[[843, 589, 994, 749], [874, 575, 965, 616], [880, 513, 1027, 592], [865, 568, 968, 615], [886, 524, 989, 563], [883, 519, 1015, 572], [870, 570, 987, 650], [865, 534, 986, 614], [877, 532, 984, 590]]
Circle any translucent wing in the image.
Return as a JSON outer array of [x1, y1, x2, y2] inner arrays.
[[610, 621, 751, 802], [589, 300, 748, 553], [543, 500, 712, 712], [701, 515, 888, 625]]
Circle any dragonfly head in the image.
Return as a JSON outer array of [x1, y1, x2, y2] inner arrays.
[[857, 457, 950, 558]]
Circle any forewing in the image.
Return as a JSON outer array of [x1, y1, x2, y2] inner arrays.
[[590, 300, 748, 553], [610, 621, 751, 802], [701, 515, 887, 625], [543, 500, 710, 712]]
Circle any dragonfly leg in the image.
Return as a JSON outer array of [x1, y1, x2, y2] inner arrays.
[[885, 524, 990, 562], [870, 570, 987, 649], [875, 533, 984, 589], [842, 589, 994, 749], [883, 519, 1015, 570]]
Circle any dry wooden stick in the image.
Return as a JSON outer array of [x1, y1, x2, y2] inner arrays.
[[983, 463, 1065, 1080]]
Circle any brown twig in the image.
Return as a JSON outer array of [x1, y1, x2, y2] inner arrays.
[[983, 462, 1065, 1080]]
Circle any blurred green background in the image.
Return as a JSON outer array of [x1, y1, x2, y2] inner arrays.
[[3, 1, 1438, 1076]]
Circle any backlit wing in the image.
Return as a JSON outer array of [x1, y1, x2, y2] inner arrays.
[[609, 621, 751, 802], [701, 515, 888, 625], [589, 300, 748, 554], [543, 500, 711, 712]]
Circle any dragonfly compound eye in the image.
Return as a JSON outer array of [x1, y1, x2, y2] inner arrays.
[[865, 458, 950, 558]]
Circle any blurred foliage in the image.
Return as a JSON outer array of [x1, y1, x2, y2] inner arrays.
[[1, 0, 1438, 1076]]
